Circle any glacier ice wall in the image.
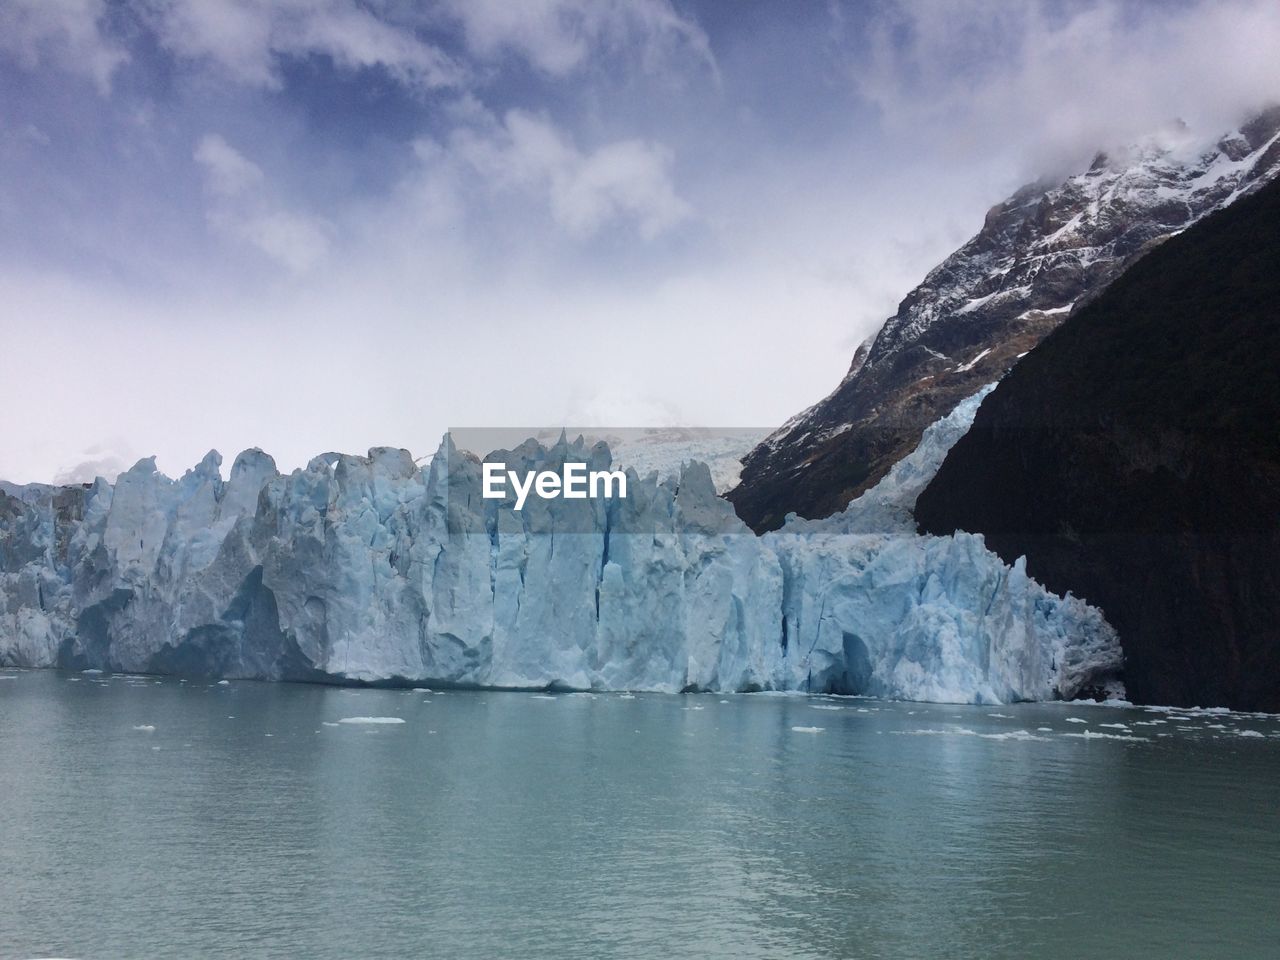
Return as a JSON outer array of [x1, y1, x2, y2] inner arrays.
[[0, 393, 1121, 702]]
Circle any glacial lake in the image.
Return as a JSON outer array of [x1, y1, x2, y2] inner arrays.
[[2, 669, 1278, 960]]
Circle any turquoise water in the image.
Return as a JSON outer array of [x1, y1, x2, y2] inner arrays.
[[1, 669, 1278, 959]]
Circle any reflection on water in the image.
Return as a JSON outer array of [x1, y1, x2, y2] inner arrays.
[[1, 669, 1278, 959]]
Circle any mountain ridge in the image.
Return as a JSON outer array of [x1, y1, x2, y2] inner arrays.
[[915, 171, 1280, 711], [729, 107, 1280, 532]]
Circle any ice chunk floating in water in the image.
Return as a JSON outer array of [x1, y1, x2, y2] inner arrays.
[[336, 717, 406, 725], [0, 392, 1122, 704]]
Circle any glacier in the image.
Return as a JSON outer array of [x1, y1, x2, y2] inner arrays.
[[0, 391, 1121, 703]]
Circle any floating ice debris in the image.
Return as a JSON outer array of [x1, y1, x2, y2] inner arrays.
[[1099, 723, 1131, 730], [321, 722, 339, 727], [897, 727, 1046, 741], [1068, 697, 1134, 709], [132, 724, 155, 732], [791, 726, 825, 733], [1237, 730, 1265, 738], [530, 695, 557, 700], [337, 716, 405, 725], [988, 713, 1013, 719], [1064, 717, 1088, 724], [1145, 704, 1232, 716], [1037, 727, 1053, 732], [1063, 730, 1149, 742], [897, 727, 973, 736], [618, 693, 636, 700], [980, 730, 1048, 741], [216, 680, 229, 686], [82, 669, 102, 674]]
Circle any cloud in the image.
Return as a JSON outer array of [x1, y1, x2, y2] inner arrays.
[[853, 0, 1280, 173], [195, 134, 331, 273], [227, 210, 332, 274], [194, 133, 265, 198], [1, 0, 713, 98], [444, 0, 716, 77], [53, 441, 138, 485], [138, 0, 463, 91], [4, 0, 1280, 487], [0, 0, 127, 94], [441, 110, 692, 239]]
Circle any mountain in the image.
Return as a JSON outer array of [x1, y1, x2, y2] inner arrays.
[[729, 108, 1280, 532], [915, 172, 1280, 711], [0, 422, 1120, 703]]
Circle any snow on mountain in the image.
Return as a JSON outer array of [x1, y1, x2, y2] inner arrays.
[[0, 403, 1121, 704], [729, 107, 1280, 532]]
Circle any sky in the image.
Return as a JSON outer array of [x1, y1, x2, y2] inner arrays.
[[1, 0, 1278, 484]]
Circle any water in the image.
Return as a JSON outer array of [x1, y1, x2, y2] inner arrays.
[[2, 670, 1278, 960]]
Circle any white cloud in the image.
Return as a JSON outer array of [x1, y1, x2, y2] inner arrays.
[[227, 210, 332, 274], [194, 133, 265, 198], [2, 0, 712, 97], [443, 110, 692, 239], [5, 0, 1280, 488], [444, 0, 716, 77], [0, 0, 127, 94], [195, 134, 331, 273], [139, 0, 463, 91], [854, 0, 1280, 173], [53, 440, 138, 485]]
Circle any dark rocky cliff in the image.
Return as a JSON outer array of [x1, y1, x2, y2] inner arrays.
[[730, 109, 1280, 533], [915, 174, 1280, 711]]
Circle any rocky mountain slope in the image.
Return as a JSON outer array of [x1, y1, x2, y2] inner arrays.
[[915, 173, 1280, 711], [730, 108, 1280, 532]]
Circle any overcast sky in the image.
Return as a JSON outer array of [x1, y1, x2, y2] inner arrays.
[[1, 0, 1278, 483]]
